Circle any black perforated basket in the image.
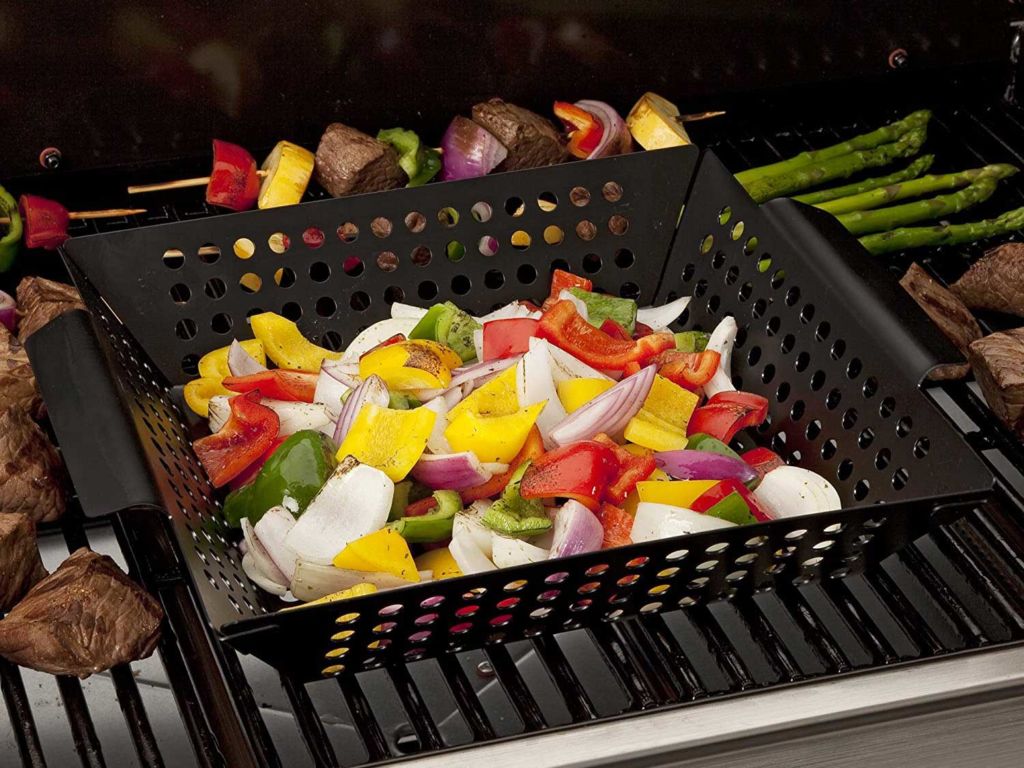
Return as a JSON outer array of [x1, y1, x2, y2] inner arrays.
[[28, 147, 995, 681]]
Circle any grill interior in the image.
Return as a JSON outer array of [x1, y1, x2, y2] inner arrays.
[[4, 71, 1024, 766]]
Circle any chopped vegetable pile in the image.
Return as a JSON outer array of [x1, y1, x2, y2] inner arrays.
[[185, 270, 841, 605]]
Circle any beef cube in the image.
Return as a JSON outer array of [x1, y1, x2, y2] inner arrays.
[[0, 326, 42, 419], [0, 513, 46, 612], [16, 276, 84, 342], [968, 328, 1024, 436], [0, 406, 66, 522], [951, 243, 1024, 318], [471, 98, 568, 171], [314, 123, 406, 198], [899, 263, 981, 380]]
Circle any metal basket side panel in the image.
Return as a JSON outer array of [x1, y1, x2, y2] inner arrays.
[[61, 147, 698, 386], [656, 151, 992, 507]]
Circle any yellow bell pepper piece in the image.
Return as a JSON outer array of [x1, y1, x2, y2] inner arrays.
[[636, 480, 718, 508], [627, 92, 692, 150], [642, 375, 700, 431], [299, 583, 378, 607], [449, 366, 519, 419], [332, 528, 419, 582], [359, 340, 457, 391], [250, 312, 341, 371], [445, 402, 545, 463], [624, 409, 689, 451], [336, 403, 435, 481], [415, 548, 462, 580], [556, 378, 615, 413], [183, 377, 232, 418], [259, 140, 315, 209], [197, 339, 267, 380]]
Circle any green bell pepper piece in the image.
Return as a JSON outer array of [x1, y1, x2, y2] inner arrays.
[[408, 148, 441, 187], [223, 430, 337, 527], [687, 433, 742, 460], [377, 128, 422, 178], [435, 302, 480, 362], [0, 183, 23, 273], [704, 492, 757, 525], [409, 304, 447, 341], [674, 331, 710, 352], [482, 461, 551, 538], [388, 392, 421, 410], [390, 490, 462, 542], [568, 288, 637, 333]]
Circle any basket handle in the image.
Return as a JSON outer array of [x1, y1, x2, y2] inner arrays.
[[762, 198, 962, 388], [25, 310, 163, 517]]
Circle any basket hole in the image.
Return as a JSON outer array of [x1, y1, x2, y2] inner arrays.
[[608, 214, 629, 235], [737, 282, 753, 302], [785, 287, 801, 306], [761, 364, 776, 384], [914, 437, 930, 458], [274, 267, 296, 288], [511, 231, 531, 250], [858, 427, 875, 448], [724, 265, 740, 286], [699, 234, 714, 255], [175, 319, 197, 340], [337, 222, 359, 243], [770, 431, 788, 453], [825, 388, 842, 410], [505, 197, 525, 217], [837, 459, 854, 481], [794, 352, 810, 373], [770, 269, 786, 289], [303, 227, 325, 248], [707, 295, 721, 315], [758, 258, 773, 276], [790, 400, 805, 421], [204, 278, 226, 300], [582, 253, 602, 274], [585, 564, 609, 576], [517, 263, 538, 284], [743, 236, 759, 255], [309, 262, 331, 282], [446, 241, 466, 263], [575, 220, 597, 241], [747, 346, 762, 366], [211, 313, 233, 334], [808, 420, 824, 442], [830, 339, 847, 360], [875, 448, 892, 470], [892, 467, 909, 490], [484, 270, 505, 290], [879, 397, 896, 419], [842, 408, 859, 429], [815, 322, 831, 342], [776, 381, 790, 402], [766, 316, 781, 336], [800, 304, 816, 324], [731, 221, 745, 241], [233, 238, 255, 260], [437, 207, 459, 227], [620, 282, 640, 300], [375, 251, 398, 272], [570, 186, 591, 206], [718, 206, 732, 225], [537, 191, 558, 211], [463, 587, 488, 600], [280, 302, 301, 322], [853, 479, 871, 500], [543, 225, 565, 245], [169, 283, 191, 304], [198, 244, 221, 264], [342, 257, 364, 277], [451, 275, 472, 295], [612, 249, 635, 270], [316, 296, 337, 317], [896, 416, 913, 437], [321, 331, 343, 350], [268, 232, 290, 254], [469, 201, 492, 223], [350, 291, 370, 312], [370, 216, 392, 238], [780, 334, 796, 354], [751, 299, 767, 319], [810, 370, 826, 391], [478, 236, 500, 256], [418, 281, 438, 300], [602, 181, 623, 202], [711, 250, 727, 270]]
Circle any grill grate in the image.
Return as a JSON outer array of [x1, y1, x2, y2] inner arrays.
[[5, 85, 1024, 766]]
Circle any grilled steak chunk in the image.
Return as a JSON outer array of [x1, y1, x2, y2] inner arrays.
[[471, 98, 568, 171], [951, 243, 1024, 317], [0, 326, 42, 419], [0, 513, 47, 612], [0, 406, 66, 522], [314, 123, 406, 198], [969, 328, 1024, 436], [0, 548, 162, 677], [16, 276, 84, 342], [899, 263, 981, 379]]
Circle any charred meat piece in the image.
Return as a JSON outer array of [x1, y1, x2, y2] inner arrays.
[[0, 513, 47, 612], [0, 548, 162, 677], [899, 263, 982, 380], [314, 123, 407, 198], [471, 98, 568, 171], [16, 276, 84, 342], [0, 406, 66, 522], [0, 326, 43, 419], [951, 243, 1024, 317], [968, 328, 1024, 436]]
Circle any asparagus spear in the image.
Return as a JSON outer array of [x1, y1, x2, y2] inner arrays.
[[735, 110, 932, 186], [794, 155, 934, 205], [819, 163, 1018, 215], [744, 126, 927, 203], [837, 175, 1001, 235], [859, 206, 1024, 255]]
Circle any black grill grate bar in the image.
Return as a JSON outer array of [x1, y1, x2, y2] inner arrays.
[[585, 623, 662, 709], [336, 674, 391, 763], [636, 615, 708, 699], [107, 665, 166, 768], [528, 635, 599, 721], [0, 659, 47, 767], [433, 653, 495, 741], [483, 645, 548, 731], [55, 675, 106, 768], [609, 620, 688, 705], [280, 673, 339, 768], [386, 663, 444, 752]]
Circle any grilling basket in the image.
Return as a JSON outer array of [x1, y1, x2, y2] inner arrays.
[[26, 145, 995, 681]]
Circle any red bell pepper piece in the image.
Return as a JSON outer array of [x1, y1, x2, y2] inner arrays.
[[553, 101, 605, 159], [542, 269, 592, 310], [460, 426, 545, 503], [520, 440, 620, 510], [742, 447, 785, 478], [593, 433, 656, 503], [18, 195, 70, 250], [632, 321, 655, 339], [653, 349, 721, 390], [596, 503, 633, 549], [206, 139, 259, 211], [405, 496, 439, 517], [223, 369, 318, 402], [537, 300, 674, 372], [599, 318, 632, 341], [194, 392, 280, 487], [483, 318, 539, 360], [229, 435, 287, 491], [686, 391, 769, 442]]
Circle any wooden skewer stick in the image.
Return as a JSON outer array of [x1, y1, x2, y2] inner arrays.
[[675, 110, 727, 123], [0, 208, 147, 226], [128, 170, 268, 195]]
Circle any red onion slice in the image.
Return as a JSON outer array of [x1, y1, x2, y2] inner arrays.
[[411, 452, 494, 489], [549, 364, 656, 445], [0, 290, 16, 333], [449, 355, 521, 389], [575, 100, 632, 159], [227, 339, 267, 376], [333, 374, 389, 444], [654, 450, 759, 486], [441, 116, 508, 181], [549, 500, 604, 558]]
